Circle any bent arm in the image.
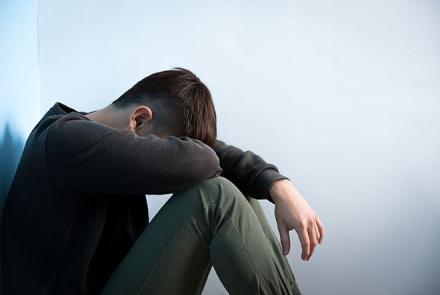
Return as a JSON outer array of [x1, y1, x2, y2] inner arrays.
[[213, 139, 289, 204], [46, 114, 222, 195]]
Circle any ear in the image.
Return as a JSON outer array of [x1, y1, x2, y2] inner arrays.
[[128, 105, 153, 131]]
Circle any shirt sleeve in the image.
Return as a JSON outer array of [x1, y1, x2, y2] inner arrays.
[[46, 114, 223, 195], [213, 139, 290, 204]]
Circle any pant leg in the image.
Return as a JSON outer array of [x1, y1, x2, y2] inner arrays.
[[100, 176, 302, 295], [243, 194, 301, 293]]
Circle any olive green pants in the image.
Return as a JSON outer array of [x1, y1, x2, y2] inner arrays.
[[101, 176, 302, 295]]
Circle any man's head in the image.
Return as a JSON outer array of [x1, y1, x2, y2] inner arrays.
[[87, 67, 217, 147]]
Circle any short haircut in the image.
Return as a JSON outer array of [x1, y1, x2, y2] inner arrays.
[[111, 67, 217, 147]]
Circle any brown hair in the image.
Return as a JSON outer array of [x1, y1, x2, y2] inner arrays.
[[112, 67, 217, 147]]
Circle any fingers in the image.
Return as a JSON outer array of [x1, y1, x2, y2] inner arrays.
[[316, 216, 325, 243], [314, 220, 321, 243], [277, 222, 291, 256], [297, 217, 323, 261], [306, 222, 318, 261], [297, 226, 310, 260]]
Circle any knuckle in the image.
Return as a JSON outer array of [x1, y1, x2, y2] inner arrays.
[[300, 220, 308, 228]]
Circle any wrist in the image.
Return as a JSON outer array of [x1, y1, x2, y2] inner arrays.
[[255, 169, 290, 204], [269, 179, 291, 203]]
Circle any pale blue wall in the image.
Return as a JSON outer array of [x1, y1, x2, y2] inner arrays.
[[0, 0, 40, 290], [0, 0, 40, 225], [7, 0, 440, 294]]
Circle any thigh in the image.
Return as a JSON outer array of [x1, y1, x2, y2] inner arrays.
[[100, 180, 218, 295]]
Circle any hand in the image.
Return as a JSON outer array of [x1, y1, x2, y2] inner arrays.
[[269, 179, 324, 261]]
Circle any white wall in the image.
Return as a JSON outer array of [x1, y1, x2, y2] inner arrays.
[[38, 1, 440, 294]]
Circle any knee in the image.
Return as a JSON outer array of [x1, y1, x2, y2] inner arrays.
[[197, 176, 240, 194], [188, 176, 246, 205], [198, 175, 233, 188]]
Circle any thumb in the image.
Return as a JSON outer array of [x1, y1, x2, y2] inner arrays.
[[277, 222, 291, 256]]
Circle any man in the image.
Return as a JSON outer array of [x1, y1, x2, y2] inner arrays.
[[1, 68, 324, 294]]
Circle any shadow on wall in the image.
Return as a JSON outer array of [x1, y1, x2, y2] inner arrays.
[[0, 122, 25, 291], [0, 121, 24, 216]]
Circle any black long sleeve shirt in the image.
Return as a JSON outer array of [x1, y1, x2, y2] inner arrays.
[[1, 102, 289, 295]]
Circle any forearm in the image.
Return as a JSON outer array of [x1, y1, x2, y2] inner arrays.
[[214, 138, 289, 203], [47, 116, 223, 195]]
